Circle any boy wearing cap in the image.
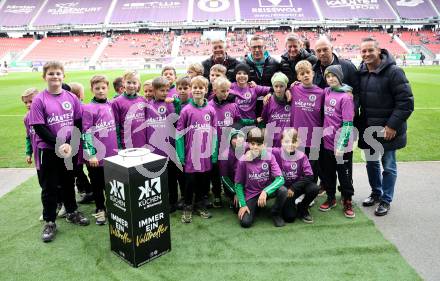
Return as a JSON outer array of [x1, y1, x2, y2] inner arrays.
[[219, 125, 246, 211], [230, 63, 271, 124], [257, 72, 291, 148], [318, 65, 356, 218]]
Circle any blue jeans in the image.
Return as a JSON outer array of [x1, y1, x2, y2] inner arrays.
[[365, 150, 397, 204]]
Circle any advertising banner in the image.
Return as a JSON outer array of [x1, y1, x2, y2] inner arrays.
[[110, 0, 188, 23], [0, 0, 43, 27], [192, 0, 236, 21], [317, 0, 396, 20], [240, 0, 319, 20], [33, 0, 111, 26]]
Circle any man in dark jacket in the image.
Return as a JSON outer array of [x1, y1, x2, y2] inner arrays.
[[313, 37, 360, 109], [244, 34, 280, 87], [202, 39, 239, 82], [244, 34, 280, 116], [280, 33, 317, 86], [358, 38, 414, 216]]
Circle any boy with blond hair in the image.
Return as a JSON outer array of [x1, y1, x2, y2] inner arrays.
[[111, 71, 147, 149], [176, 76, 218, 222]]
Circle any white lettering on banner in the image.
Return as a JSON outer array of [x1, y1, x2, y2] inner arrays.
[[110, 180, 126, 212], [326, 0, 380, 10], [197, 0, 230, 12], [47, 2, 103, 15], [4, 5, 36, 14], [138, 178, 162, 209], [396, 0, 423, 7], [259, 0, 293, 7], [122, 1, 181, 10]]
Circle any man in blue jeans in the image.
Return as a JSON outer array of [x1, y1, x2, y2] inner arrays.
[[357, 38, 414, 216]]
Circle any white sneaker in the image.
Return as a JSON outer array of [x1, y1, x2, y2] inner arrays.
[[39, 214, 43, 221], [92, 210, 107, 225], [57, 205, 67, 218]]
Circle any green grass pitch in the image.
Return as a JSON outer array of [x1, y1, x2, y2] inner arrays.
[[0, 177, 422, 281], [0, 66, 439, 167]]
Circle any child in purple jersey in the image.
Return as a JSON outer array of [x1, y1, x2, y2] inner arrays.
[[291, 60, 325, 184], [186, 63, 204, 78], [145, 76, 182, 213], [111, 71, 148, 149], [208, 77, 241, 208], [219, 125, 246, 212], [162, 66, 178, 99], [206, 64, 227, 101], [258, 72, 291, 148], [176, 76, 192, 110], [82, 75, 118, 225], [29, 61, 90, 243], [176, 76, 218, 223], [230, 63, 271, 124], [143, 79, 154, 102], [69, 81, 94, 204], [112, 77, 125, 99], [22, 88, 45, 221], [174, 76, 192, 210], [318, 65, 356, 219], [273, 129, 319, 224], [235, 127, 287, 228], [22, 88, 39, 168]]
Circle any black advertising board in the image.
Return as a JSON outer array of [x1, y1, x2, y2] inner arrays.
[[104, 149, 171, 267]]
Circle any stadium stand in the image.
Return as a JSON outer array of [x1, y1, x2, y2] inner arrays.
[[399, 30, 440, 54], [23, 35, 102, 63], [0, 37, 33, 58], [101, 33, 173, 60], [0, 0, 439, 67]]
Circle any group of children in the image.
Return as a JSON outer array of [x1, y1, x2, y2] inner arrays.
[[22, 58, 355, 242]]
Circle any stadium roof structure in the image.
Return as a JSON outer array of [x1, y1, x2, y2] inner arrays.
[[0, 0, 439, 32]]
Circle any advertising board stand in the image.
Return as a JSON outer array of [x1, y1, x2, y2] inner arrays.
[[104, 148, 171, 267]]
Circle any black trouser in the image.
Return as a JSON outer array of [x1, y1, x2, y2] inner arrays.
[[304, 147, 320, 183], [39, 149, 78, 222], [86, 166, 106, 212], [184, 172, 210, 206], [209, 163, 222, 198], [74, 163, 92, 194], [282, 182, 319, 223], [168, 161, 178, 206], [240, 186, 287, 228], [320, 149, 354, 200], [176, 167, 186, 200]]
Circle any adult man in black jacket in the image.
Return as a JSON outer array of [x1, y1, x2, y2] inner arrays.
[[244, 34, 280, 87], [202, 39, 239, 82], [358, 38, 414, 216], [313, 37, 360, 109], [280, 33, 317, 86], [244, 35, 280, 115]]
